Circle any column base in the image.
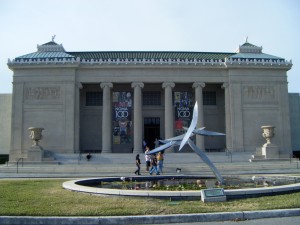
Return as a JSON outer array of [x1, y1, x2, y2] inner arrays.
[[133, 149, 143, 154], [101, 149, 112, 153]]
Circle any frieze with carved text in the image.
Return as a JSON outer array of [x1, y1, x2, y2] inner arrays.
[[25, 87, 61, 100], [243, 86, 276, 102]]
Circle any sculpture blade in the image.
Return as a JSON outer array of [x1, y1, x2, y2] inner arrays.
[[164, 133, 193, 142], [183, 126, 205, 131], [179, 101, 198, 150], [187, 138, 224, 184], [193, 129, 226, 136], [146, 141, 175, 155]]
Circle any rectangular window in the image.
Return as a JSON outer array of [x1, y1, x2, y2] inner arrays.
[[203, 91, 216, 105], [143, 91, 161, 106], [86, 92, 103, 106]]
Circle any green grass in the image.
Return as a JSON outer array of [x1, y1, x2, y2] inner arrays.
[[0, 179, 300, 216]]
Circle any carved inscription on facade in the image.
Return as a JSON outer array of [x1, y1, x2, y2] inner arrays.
[[25, 87, 61, 100], [243, 86, 276, 102]]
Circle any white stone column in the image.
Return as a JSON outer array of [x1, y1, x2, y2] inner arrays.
[[193, 82, 205, 150], [222, 83, 232, 151], [162, 82, 175, 148], [101, 82, 113, 153], [74, 82, 83, 153], [132, 82, 144, 153]]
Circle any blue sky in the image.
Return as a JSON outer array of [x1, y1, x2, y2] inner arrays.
[[0, 0, 299, 93]]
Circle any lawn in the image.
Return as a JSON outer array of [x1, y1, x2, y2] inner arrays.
[[0, 179, 300, 216]]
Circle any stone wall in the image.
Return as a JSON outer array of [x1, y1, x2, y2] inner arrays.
[[289, 93, 300, 151], [0, 94, 12, 154]]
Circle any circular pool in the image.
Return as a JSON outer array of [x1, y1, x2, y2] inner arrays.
[[63, 175, 300, 200]]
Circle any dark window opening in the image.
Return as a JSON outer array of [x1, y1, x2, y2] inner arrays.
[[203, 91, 216, 105], [86, 92, 103, 106], [143, 91, 161, 106]]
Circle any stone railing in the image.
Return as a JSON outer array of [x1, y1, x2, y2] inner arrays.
[[8, 57, 292, 69]]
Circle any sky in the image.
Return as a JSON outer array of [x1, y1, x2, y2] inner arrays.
[[0, 0, 299, 93]]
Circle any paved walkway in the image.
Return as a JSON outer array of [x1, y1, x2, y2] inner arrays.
[[0, 152, 300, 224]]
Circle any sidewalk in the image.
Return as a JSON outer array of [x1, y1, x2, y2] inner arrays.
[[1, 209, 300, 225], [0, 152, 300, 224]]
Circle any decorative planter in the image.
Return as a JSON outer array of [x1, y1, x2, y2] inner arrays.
[[28, 127, 44, 147], [261, 125, 275, 146], [261, 125, 279, 158], [27, 127, 45, 162]]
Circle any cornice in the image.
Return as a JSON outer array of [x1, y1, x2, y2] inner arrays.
[[7, 57, 293, 71], [224, 58, 292, 70]]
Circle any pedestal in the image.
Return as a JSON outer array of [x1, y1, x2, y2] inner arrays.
[[27, 146, 44, 162], [251, 125, 280, 160], [261, 144, 280, 159]]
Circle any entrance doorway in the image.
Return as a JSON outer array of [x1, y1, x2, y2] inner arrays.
[[144, 117, 160, 150]]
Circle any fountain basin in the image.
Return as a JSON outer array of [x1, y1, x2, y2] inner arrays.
[[63, 175, 300, 200]]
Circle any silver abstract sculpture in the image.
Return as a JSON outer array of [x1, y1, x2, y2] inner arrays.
[[146, 102, 226, 184]]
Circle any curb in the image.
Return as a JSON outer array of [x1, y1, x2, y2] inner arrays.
[[0, 208, 299, 225]]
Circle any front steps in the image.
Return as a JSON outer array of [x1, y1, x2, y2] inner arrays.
[[1, 152, 299, 178]]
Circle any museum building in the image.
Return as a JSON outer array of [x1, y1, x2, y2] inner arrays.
[[7, 39, 293, 160]]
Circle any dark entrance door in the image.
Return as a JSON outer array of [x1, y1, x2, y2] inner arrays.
[[144, 117, 160, 150]]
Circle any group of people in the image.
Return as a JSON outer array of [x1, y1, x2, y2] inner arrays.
[[134, 146, 164, 176]]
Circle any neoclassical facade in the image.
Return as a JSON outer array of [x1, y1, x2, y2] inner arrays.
[[8, 40, 293, 160]]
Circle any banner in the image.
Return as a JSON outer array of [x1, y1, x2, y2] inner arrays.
[[174, 92, 193, 135], [112, 92, 133, 144]]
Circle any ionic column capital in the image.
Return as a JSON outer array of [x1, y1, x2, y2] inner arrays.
[[131, 82, 144, 89], [100, 82, 113, 89], [76, 82, 83, 89], [221, 82, 229, 89], [192, 82, 206, 89], [162, 82, 175, 89]]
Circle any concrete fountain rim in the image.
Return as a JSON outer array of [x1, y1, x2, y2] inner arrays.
[[62, 174, 300, 199]]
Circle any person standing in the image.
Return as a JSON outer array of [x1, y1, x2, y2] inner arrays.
[[145, 146, 151, 171], [157, 151, 164, 174], [134, 154, 141, 175], [149, 155, 159, 175]]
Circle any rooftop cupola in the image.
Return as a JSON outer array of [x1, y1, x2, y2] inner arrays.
[[235, 37, 263, 54], [37, 35, 66, 52]]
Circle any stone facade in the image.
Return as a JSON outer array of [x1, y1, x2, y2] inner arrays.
[[0, 94, 12, 154], [289, 93, 300, 152], [7, 40, 293, 160]]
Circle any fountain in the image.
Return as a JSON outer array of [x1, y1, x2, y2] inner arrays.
[[63, 175, 300, 200], [62, 103, 300, 201]]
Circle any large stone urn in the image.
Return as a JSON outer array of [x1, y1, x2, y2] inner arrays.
[[261, 126, 275, 146], [29, 127, 44, 147], [27, 127, 44, 161], [261, 125, 279, 158]]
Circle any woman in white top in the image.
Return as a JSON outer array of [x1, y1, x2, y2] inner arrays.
[[144, 146, 151, 171]]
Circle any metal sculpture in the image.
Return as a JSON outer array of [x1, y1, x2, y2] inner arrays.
[[146, 102, 226, 184]]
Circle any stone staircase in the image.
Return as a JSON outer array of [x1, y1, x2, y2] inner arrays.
[[0, 152, 299, 178]]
